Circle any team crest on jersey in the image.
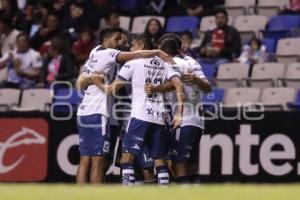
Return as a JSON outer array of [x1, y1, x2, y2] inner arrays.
[[171, 64, 180, 73], [150, 58, 160, 66]]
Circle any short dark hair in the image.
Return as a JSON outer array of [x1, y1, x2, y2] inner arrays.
[[133, 35, 153, 50], [99, 28, 121, 44], [215, 8, 228, 17], [160, 38, 180, 56], [158, 33, 182, 49]]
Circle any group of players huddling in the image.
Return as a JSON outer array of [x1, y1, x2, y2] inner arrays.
[[76, 28, 211, 185]]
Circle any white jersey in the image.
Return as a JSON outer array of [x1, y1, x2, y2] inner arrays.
[[165, 56, 206, 129], [118, 57, 180, 125], [0, 48, 42, 85], [77, 46, 121, 117]]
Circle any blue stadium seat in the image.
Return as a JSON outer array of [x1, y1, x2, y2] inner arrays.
[[116, 0, 146, 12], [288, 90, 300, 111], [261, 15, 300, 41], [165, 16, 199, 33], [262, 38, 276, 53], [198, 61, 217, 79], [202, 88, 225, 111], [52, 88, 83, 112]]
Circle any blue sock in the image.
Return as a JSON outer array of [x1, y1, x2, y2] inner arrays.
[[121, 163, 135, 185], [156, 165, 169, 185]]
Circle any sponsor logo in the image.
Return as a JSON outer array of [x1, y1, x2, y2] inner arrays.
[[0, 119, 48, 181]]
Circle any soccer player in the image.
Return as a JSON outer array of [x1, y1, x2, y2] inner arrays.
[[88, 39, 184, 185], [75, 28, 173, 184], [128, 35, 156, 183], [145, 33, 211, 183]]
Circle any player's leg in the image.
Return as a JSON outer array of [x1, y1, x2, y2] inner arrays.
[[136, 146, 155, 183], [76, 115, 93, 184], [90, 156, 107, 183], [149, 124, 170, 185], [120, 118, 148, 185], [187, 129, 203, 183], [77, 114, 111, 184], [76, 156, 91, 184], [171, 126, 202, 183]]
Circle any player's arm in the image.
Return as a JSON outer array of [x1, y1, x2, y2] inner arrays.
[[145, 81, 175, 95], [182, 74, 211, 93], [117, 50, 174, 64], [89, 75, 126, 95], [183, 74, 211, 93], [75, 73, 105, 90], [170, 76, 184, 130]]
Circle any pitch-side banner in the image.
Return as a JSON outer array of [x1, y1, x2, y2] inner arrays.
[[0, 112, 299, 183]]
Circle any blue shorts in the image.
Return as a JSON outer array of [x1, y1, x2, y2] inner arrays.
[[77, 114, 111, 157], [135, 145, 154, 169], [171, 126, 203, 163], [122, 118, 169, 160]]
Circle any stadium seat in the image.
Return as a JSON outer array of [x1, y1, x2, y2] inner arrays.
[[131, 16, 165, 34], [0, 89, 21, 111], [262, 38, 276, 53], [119, 16, 131, 31], [52, 88, 83, 112], [254, 0, 289, 20], [234, 15, 267, 44], [275, 38, 300, 66], [215, 63, 250, 89], [287, 89, 300, 110], [279, 63, 300, 90], [0, 68, 7, 82], [199, 15, 234, 33], [244, 63, 285, 89], [222, 87, 261, 108], [199, 62, 217, 80], [260, 87, 296, 110], [11, 89, 52, 112], [224, 0, 256, 18], [165, 16, 199, 33], [202, 87, 225, 111], [261, 15, 300, 41]]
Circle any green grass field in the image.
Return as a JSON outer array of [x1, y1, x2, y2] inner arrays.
[[0, 184, 300, 200]]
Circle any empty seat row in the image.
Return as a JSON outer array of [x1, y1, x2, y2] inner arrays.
[[203, 87, 300, 111], [0, 88, 83, 112], [120, 15, 199, 34], [224, 0, 289, 19], [214, 62, 300, 90]]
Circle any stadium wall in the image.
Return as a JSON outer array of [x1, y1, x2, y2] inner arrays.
[[0, 112, 299, 183]]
